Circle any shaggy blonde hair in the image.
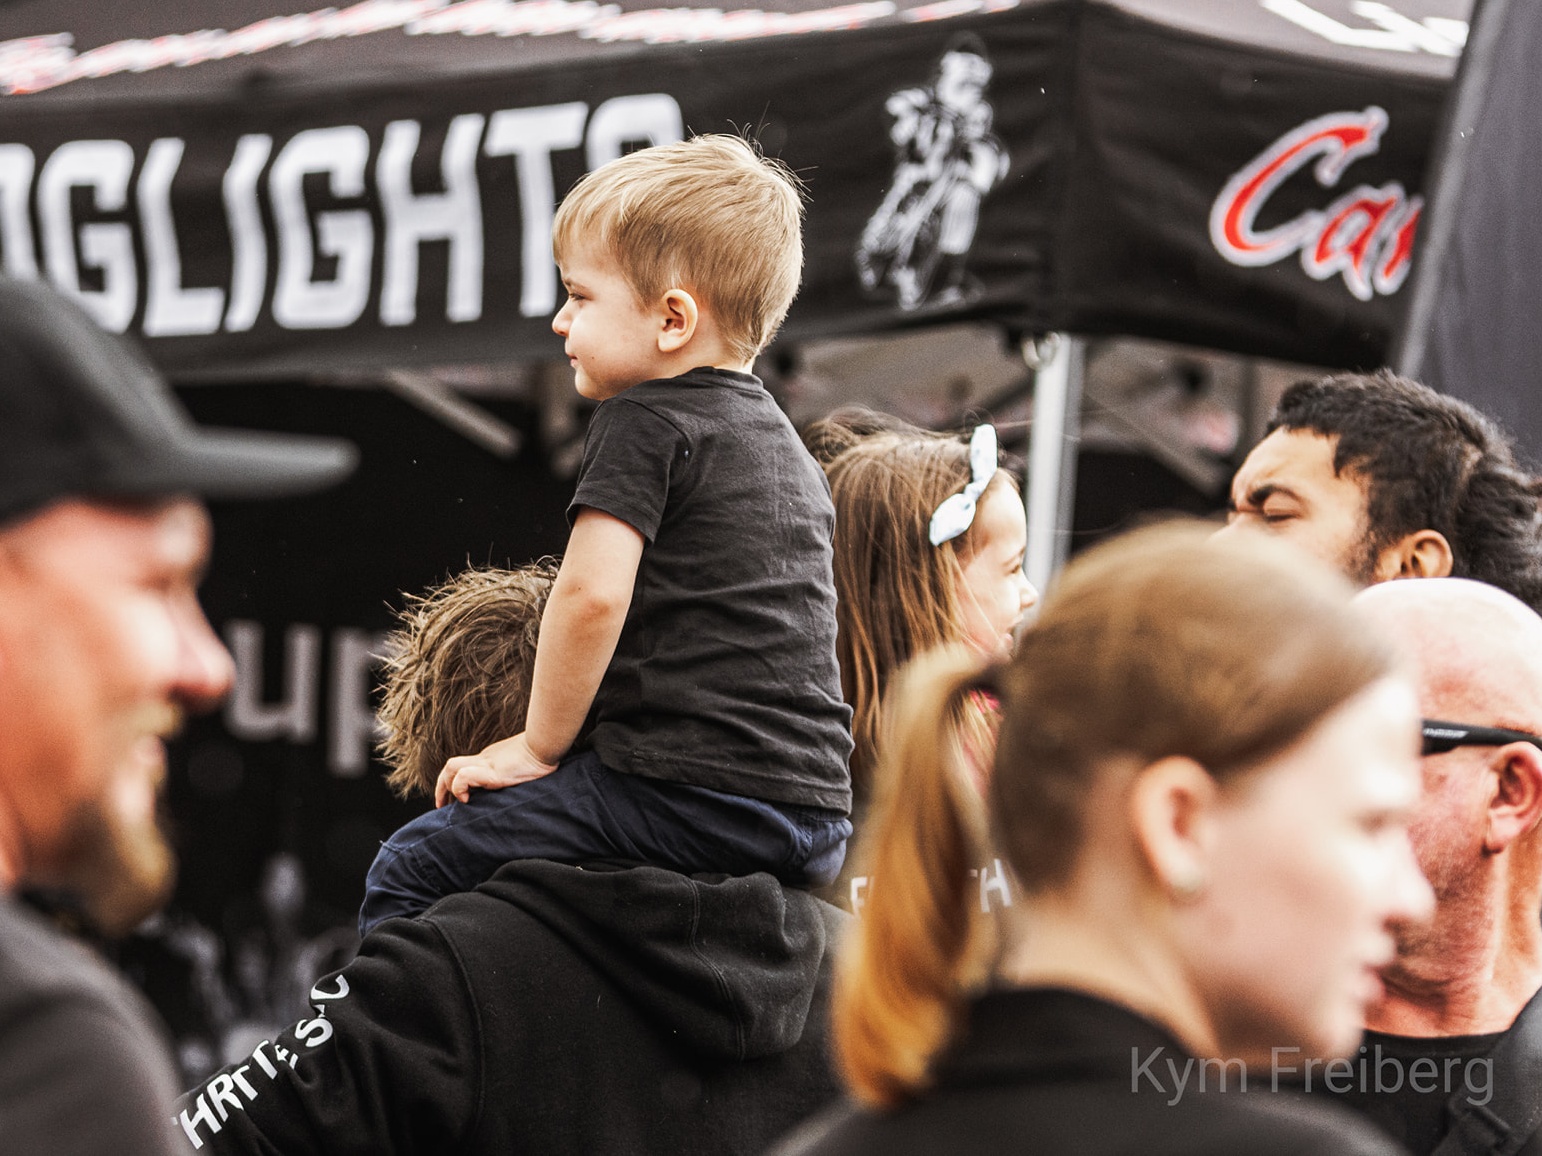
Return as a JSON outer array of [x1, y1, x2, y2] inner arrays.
[[834, 522, 1396, 1107], [376, 562, 557, 800], [552, 134, 805, 363]]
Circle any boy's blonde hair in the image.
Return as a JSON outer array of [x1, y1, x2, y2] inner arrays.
[[553, 134, 805, 364], [376, 562, 557, 799]]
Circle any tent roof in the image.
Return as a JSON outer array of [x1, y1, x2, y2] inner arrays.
[[0, 0, 1469, 107], [1112, 0, 1467, 77], [0, 0, 1478, 377]]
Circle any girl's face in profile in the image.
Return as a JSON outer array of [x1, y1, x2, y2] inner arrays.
[[957, 482, 1038, 658], [1184, 677, 1434, 1063]]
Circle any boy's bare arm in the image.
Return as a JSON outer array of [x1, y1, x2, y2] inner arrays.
[[435, 508, 644, 806]]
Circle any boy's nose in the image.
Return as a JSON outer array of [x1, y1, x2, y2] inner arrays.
[[552, 304, 572, 336]]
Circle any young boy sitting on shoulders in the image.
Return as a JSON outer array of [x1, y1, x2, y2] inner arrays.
[[360, 135, 853, 933]]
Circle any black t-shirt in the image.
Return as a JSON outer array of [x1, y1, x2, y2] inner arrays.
[[1323, 1030, 1503, 1156], [569, 367, 853, 812]]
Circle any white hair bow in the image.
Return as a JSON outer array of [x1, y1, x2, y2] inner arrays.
[[928, 424, 999, 546]]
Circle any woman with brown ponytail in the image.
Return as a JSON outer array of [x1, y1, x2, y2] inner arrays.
[[777, 522, 1434, 1156]]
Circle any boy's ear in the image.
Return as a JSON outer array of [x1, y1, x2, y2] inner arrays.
[[657, 288, 698, 354]]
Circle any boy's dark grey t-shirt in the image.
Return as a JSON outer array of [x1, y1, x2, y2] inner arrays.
[[568, 366, 853, 813]]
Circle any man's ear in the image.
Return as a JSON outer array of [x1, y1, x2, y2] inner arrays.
[[657, 288, 698, 354], [1375, 529, 1454, 582], [1485, 744, 1542, 854], [1129, 756, 1219, 903]]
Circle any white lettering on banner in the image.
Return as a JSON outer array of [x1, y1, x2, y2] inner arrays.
[[0, 144, 37, 278], [38, 139, 137, 332], [140, 138, 226, 336], [1209, 106, 1421, 302], [0, 0, 936, 96], [223, 134, 272, 333], [584, 93, 684, 170], [378, 113, 485, 326], [223, 621, 390, 776], [1263, 0, 1467, 56], [330, 629, 393, 778], [270, 125, 374, 329], [0, 94, 683, 337], [485, 102, 588, 318], [224, 621, 322, 744]]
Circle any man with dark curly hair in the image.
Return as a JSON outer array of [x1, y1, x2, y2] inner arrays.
[[1218, 369, 1542, 613]]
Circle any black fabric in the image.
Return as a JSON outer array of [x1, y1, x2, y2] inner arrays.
[[569, 366, 852, 812], [0, 897, 183, 1156], [1049, 1, 1447, 367], [1393, 0, 1542, 466], [173, 859, 844, 1154], [1325, 1030, 1504, 1156], [777, 988, 1408, 1156], [1297, 988, 1542, 1156], [0, 2, 1465, 379]]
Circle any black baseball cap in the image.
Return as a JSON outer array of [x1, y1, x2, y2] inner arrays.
[[0, 278, 357, 525]]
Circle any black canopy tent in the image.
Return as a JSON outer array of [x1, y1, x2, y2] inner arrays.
[[0, 0, 1476, 1077], [0, 0, 1467, 378], [1394, 0, 1542, 464]]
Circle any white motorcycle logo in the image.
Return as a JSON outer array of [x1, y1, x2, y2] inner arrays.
[[857, 38, 1008, 311]]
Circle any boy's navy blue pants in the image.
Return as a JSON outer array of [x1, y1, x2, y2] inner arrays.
[[359, 749, 851, 936]]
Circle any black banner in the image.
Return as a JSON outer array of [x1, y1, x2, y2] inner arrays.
[[0, 0, 1469, 375], [0, 1, 1064, 378], [1047, 1, 1449, 367]]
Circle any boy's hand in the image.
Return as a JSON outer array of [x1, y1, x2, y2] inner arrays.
[[434, 733, 559, 808]]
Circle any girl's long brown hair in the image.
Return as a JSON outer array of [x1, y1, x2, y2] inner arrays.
[[816, 420, 1019, 796], [833, 521, 1396, 1107]]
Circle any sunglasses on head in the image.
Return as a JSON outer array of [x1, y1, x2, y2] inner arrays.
[[1421, 719, 1542, 757]]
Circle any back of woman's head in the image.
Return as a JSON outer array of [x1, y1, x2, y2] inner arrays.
[[836, 520, 1394, 1106], [822, 425, 1019, 793], [990, 521, 1392, 887]]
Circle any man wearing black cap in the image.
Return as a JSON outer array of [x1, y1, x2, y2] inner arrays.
[[0, 278, 354, 1155]]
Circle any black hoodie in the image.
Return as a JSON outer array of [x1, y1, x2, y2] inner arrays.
[[173, 860, 845, 1155]]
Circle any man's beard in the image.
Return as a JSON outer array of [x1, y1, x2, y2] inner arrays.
[[44, 794, 176, 938], [1343, 530, 1386, 587]]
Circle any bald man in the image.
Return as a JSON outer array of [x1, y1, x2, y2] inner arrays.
[[1331, 579, 1542, 1156]]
